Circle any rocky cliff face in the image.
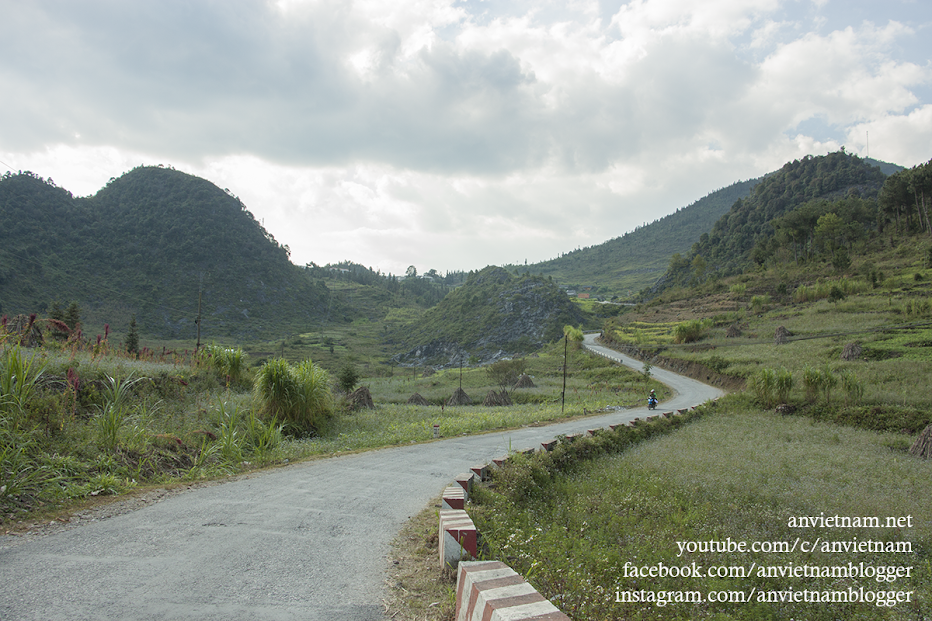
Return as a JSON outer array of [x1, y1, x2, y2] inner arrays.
[[392, 267, 586, 367]]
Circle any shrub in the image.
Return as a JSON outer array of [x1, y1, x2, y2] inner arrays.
[[750, 294, 770, 313], [672, 319, 710, 344]]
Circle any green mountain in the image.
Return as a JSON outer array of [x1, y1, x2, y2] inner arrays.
[[0, 166, 338, 339], [510, 179, 761, 298], [653, 152, 903, 292], [389, 266, 587, 366]]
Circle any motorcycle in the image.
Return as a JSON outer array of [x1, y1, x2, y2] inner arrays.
[[647, 396, 658, 410]]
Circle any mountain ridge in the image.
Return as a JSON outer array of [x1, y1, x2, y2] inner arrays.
[[0, 166, 336, 339]]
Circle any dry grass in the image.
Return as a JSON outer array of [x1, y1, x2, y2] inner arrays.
[[384, 496, 457, 621]]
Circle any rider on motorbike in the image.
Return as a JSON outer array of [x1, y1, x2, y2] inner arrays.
[[648, 389, 658, 409]]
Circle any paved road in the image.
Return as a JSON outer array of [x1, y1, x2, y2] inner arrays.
[[0, 336, 723, 620]]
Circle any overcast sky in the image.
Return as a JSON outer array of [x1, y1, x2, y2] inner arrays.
[[1, 0, 930, 276]]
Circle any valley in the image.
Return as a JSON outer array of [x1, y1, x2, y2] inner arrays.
[[2, 150, 932, 620]]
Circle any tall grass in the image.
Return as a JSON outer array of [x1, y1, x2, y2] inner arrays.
[[253, 358, 334, 435], [0, 345, 47, 425], [197, 343, 248, 385], [95, 374, 146, 450], [793, 277, 870, 303]]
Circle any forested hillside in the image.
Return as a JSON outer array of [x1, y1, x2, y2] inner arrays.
[[654, 152, 905, 292], [0, 167, 337, 339], [515, 178, 761, 298]]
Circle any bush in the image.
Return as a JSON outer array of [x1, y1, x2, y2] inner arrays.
[[750, 294, 770, 313], [672, 319, 711, 344]]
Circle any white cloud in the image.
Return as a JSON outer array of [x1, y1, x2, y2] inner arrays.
[[0, 0, 930, 276]]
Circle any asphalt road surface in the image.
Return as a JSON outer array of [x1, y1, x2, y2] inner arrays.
[[0, 335, 723, 620]]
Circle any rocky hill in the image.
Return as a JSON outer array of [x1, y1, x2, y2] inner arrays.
[[390, 266, 587, 367]]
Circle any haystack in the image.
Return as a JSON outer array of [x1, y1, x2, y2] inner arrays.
[[447, 388, 472, 406], [909, 424, 932, 459], [421, 367, 436, 378], [774, 326, 792, 345], [6, 314, 44, 347], [483, 390, 512, 407], [407, 392, 430, 406], [726, 324, 742, 338], [347, 386, 374, 410], [513, 374, 536, 389], [841, 342, 863, 361]]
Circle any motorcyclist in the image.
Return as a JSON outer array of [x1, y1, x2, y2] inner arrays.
[[648, 389, 658, 409]]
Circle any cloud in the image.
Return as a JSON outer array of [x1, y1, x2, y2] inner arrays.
[[0, 0, 930, 276]]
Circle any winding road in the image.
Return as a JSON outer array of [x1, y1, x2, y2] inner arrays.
[[0, 335, 723, 620]]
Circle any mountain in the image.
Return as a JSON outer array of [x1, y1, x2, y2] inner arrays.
[[652, 151, 897, 292], [512, 178, 761, 299], [0, 166, 337, 339], [389, 266, 587, 366]]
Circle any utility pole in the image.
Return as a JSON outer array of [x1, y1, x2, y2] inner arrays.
[[195, 285, 203, 353]]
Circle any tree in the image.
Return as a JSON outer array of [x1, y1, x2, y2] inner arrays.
[[64, 302, 81, 332], [124, 315, 139, 355], [832, 247, 851, 273], [561, 325, 584, 413], [337, 363, 360, 394], [486, 359, 527, 395], [814, 212, 844, 258], [691, 254, 707, 282], [406, 265, 417, 279]]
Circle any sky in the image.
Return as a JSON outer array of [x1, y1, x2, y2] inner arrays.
[[1, 0, 930, 277]]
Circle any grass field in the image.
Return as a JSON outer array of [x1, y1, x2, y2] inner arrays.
[[470, 398, 932, 620], [0, 336, 662, 527]]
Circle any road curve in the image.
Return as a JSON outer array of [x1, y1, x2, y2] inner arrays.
[[0, 337, 723, 621]]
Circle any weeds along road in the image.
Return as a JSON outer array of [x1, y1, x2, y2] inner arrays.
[[0, 335, 723, 621]]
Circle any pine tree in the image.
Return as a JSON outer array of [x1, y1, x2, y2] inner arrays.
[[125, 315, 139, 355]]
